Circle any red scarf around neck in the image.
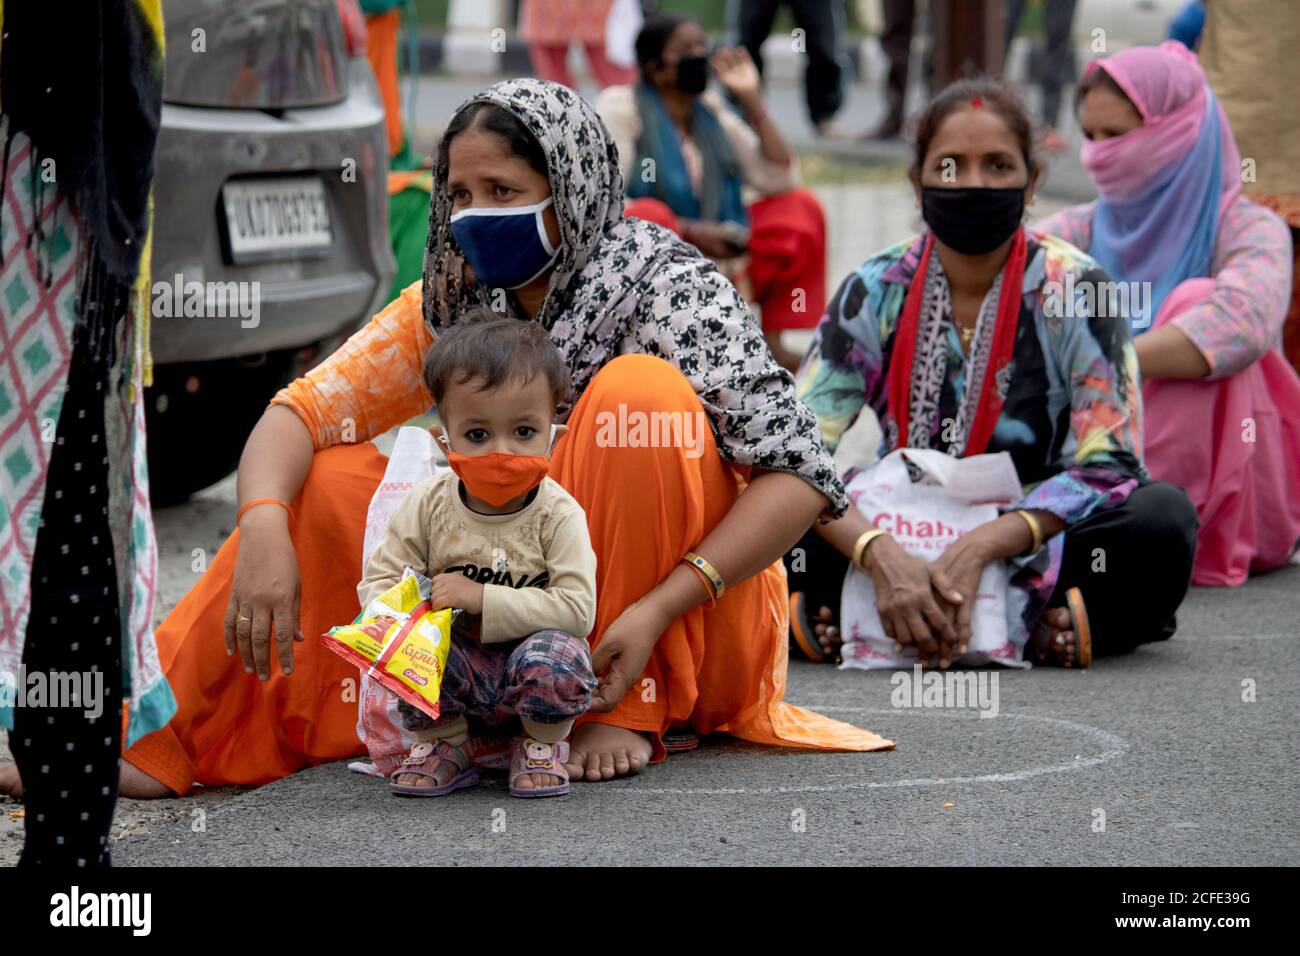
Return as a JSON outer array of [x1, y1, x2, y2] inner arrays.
[[886, 228, 1028, 455]]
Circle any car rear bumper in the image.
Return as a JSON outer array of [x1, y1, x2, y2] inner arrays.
[[149, 58, 395, 365]]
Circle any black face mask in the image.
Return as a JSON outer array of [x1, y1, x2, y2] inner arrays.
[[674, 55, 709, 95], [921, 186, 1026, 255]]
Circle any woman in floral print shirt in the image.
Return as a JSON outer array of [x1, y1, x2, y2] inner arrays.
[[788, 77, 1198, 669]]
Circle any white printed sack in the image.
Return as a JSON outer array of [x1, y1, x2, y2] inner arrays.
[[839, 448, 1029, 670], [357, 426, 451, 761]]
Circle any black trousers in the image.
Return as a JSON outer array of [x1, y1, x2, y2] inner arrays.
[[1005, 0, 1078, 129], [737, 0, 845, 125], [10, 325, 123, 867], [878, 0, 917, 131], [785, 480, 1198, 657]]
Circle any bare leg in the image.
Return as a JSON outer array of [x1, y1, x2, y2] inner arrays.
[[117, 760, 175, 798], [0, 762, 22, 799], [1, 759, 174, 801]]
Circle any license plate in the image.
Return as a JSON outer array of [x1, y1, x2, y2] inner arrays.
[[221, 176, 333, 262]]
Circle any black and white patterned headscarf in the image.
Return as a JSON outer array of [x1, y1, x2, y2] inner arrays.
[[422, 78, 846, 516]]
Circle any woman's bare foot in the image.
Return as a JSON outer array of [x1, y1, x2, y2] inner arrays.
[[563, 724, 652, 782], [1034, 607, 1081, 667], [0, 763, 22, 799], [119, 760, 175, 798]]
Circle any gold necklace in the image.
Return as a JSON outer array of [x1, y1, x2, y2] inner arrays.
[[957, 322, 976, 352]]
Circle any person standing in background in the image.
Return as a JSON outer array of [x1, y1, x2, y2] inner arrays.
[[519, 0, 640, 90], [0, 0, 175, 865], [360, 0, 408, 160], [1004, 0, 1077, 153], [866, 0, 917, 140], [733, 0, 846, 136], [1199, 0, 1300, 375]]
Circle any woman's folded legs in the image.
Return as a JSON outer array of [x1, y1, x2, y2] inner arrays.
[[1050, 479, 1197, 656], [121, 442, 388, 794]]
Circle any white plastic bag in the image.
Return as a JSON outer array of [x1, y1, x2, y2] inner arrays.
[[362, 426, 449, 569], [838, 448, 1030, 670], [357, 426, 450, 759], [605, 0, 644, 69]]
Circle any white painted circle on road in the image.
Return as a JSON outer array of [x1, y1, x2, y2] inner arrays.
[[618, 708, 1129, 796]]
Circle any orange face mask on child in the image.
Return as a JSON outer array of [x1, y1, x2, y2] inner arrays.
[[442, 425, 557, 507]]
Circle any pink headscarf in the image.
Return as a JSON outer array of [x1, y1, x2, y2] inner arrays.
[[1077, 42, 1243, 331], [1079, 40, 1241, 219]]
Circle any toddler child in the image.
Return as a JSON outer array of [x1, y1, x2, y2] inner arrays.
[[358, 315, 597, 798]]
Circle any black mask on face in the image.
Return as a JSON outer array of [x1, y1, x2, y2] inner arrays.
[[674, 55, 709, 95], [921, 186, 1026, 255]]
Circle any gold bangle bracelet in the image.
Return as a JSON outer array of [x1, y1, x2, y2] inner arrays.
[[682, 551, 725, 600], [1015, 509, 1044, 555], [852, 529, 889, 569]]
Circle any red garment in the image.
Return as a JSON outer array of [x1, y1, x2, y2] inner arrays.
[[519, 0, 615, 46], [624, 188, 827, 332], [528, 42, 637, 89], [887, 229, 1028, 454]]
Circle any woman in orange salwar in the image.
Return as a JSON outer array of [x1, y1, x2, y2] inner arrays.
[[112, 79, 889, 797]]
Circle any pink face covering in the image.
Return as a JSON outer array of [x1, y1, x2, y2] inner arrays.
[[1077, 41, 1240, 215], [1079, 90, 1205, 200]]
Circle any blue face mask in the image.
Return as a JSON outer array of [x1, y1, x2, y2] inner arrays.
[[449, 196, 560, 290]]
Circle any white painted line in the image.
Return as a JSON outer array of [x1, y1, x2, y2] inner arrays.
[[617, 709, 1128, 796]]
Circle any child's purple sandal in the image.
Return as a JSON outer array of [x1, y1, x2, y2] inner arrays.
[[508, 737, 571, 798], [389, 740, 480, 797]]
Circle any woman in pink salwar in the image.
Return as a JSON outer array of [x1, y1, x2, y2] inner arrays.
[[1037, 41, 1300, 587]]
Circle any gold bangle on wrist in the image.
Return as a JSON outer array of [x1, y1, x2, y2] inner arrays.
[[1014, 509, 1044, 555], [852, 529, 889, 569], [682, 551, 725, 600]]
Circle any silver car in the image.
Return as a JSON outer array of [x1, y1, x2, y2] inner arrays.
[[148, 0, 394, 504]]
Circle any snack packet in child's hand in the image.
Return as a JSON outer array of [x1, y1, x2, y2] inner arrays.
[[322, 568, 455, 719]]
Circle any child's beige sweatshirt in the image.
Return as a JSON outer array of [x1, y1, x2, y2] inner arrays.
[[358, 474, 597, 643]]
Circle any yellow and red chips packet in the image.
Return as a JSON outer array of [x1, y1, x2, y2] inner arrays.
[[321, 569, 454, 719]]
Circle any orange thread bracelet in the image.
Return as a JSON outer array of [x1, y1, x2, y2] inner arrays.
[[683, 561, 718, 608], [237, 498, 292, 528]]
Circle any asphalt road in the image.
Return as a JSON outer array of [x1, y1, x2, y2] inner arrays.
[[2, 74, 1295, 869], [106, 563, 1298, 866]]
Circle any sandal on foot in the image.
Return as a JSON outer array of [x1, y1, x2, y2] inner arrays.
[[789, 591, 832, 663], [1032, 586, 1093, 669], [508, 737, 570, 798], [389, 740, 480, 797], [663, 724, 700, 754]]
